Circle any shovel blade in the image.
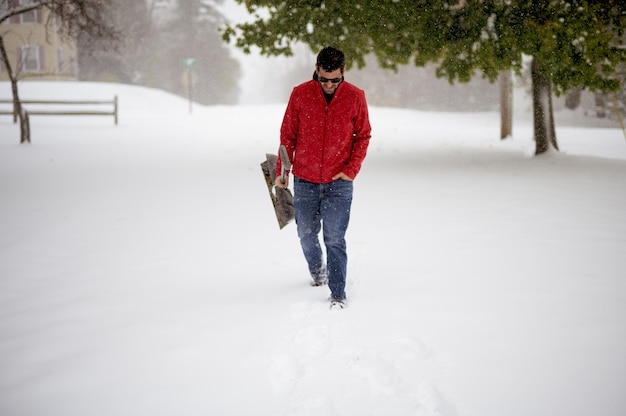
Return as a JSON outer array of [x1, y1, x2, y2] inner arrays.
[[261, 154, 294, 229]]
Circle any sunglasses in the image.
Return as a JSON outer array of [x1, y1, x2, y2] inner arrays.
[[318, 76, 343, 84]]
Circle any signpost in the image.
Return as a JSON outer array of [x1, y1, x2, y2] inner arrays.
[[181, 58, 197, 114]]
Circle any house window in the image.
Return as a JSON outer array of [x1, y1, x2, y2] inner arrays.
[[20, 9, 37, 23], [0, 2, 9, 24], [21, 45, 41, 71], [21, 0, 39, 23], [2, 0, 39, 24]]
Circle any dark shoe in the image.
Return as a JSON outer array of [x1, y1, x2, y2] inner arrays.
[[310, 276, 328, 287], [329, 296, 347, 310], [310, 266, 328, 286]]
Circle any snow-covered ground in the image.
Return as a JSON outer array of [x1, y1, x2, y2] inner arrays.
[[1, 81, 625, 416]]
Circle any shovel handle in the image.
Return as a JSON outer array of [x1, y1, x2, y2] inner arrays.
[[279, 145, 291, 185]]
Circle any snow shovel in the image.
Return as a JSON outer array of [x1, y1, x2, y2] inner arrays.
[[260, 145, 294, 229]]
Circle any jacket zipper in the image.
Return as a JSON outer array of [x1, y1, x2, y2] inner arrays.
[[321, 100, 329, 183]]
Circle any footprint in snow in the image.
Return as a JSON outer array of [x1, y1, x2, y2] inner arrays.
[[392, 335, 433, 361], [291, 324, 331, 358], [268, 353, 304, 397], [416, 381, 458, 416], [267, 324, 331, 398], [284, 397, 338, 416], [340, 335, 458, 415], [290, 301, 326, 321], [344, 349, 398, 397]]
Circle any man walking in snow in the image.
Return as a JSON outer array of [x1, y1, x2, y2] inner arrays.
[[275, 46, 372, 309]]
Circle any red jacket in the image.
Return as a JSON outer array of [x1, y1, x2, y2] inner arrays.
[[277, 79, 371, 184]]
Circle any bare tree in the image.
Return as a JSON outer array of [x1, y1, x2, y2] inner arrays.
[[77, 0, 153, 84], [0, 0, 120, 143]]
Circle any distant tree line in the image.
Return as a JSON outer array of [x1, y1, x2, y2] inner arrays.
[[347, 55, 499, 111], [271, 48, 500, 111], [78, 0, 240, 105]]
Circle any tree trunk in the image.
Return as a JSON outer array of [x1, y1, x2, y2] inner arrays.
[[20, 111, 30, 144], [500, 70, 513, 139], [531, 57, 558, 155], [0, 34, 28, 143]]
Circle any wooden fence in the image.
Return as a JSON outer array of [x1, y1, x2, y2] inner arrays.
[[0, 96, 118, 125]]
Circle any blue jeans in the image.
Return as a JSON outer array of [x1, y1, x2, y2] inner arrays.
[[293, 177, 353, 300]]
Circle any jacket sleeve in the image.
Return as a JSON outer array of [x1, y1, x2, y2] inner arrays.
[[344, 90, 372, 180], [276, 89, 298, 178]]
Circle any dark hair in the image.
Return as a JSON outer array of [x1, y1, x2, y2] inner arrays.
[[316, 46, 345, 73]]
